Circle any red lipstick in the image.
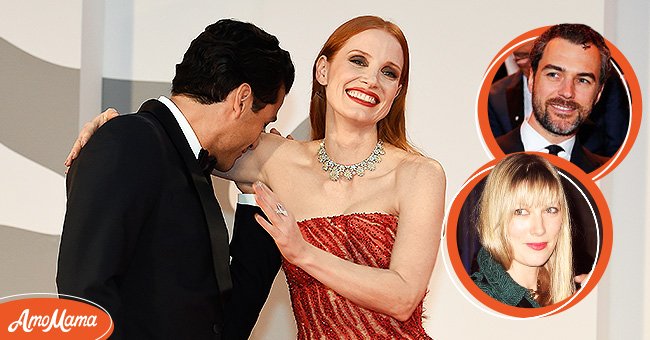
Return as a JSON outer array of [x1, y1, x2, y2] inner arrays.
[[526, 242, 548, 251], [346, 88, 379, 107]]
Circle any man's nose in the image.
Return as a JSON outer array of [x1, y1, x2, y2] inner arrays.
[[558, 78, 576, 99]]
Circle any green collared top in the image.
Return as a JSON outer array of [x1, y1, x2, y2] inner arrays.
[[470, 247, 540, 308]]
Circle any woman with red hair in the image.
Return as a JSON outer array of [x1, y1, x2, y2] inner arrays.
[[69, 16, 444, 339]]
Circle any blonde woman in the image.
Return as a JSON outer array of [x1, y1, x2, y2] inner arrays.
[[471, 153, 574, 307]]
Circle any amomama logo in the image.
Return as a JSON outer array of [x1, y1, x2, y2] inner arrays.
[[0, 294, 113, 339]]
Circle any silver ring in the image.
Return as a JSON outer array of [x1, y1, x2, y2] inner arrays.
[[275, 203, 288, 216]]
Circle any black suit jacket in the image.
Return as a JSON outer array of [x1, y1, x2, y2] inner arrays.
[[496, 126, 609, 174], [224, 204, 282, 339], [57, 100, 279, 339], [488, 71, 525, 137]]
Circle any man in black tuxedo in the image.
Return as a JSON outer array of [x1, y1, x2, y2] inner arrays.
[[57, 19, 294, 339], [496, 24, 612, 174]]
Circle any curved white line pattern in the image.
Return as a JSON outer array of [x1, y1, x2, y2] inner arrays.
[[0, 143, 65, 236], [0, 0, 82, 69]]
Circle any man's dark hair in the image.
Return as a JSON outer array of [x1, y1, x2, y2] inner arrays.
[[172, 19, 295, 111], [530, 23, 611, 85]]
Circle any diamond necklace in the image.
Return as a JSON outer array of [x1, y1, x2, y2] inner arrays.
[[317, 139, 385, 181]]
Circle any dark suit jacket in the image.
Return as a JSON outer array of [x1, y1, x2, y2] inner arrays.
[[488, 71, 525, 137], [57, 100, 279, 339], [496, 126, 609, 174], [579, 71, 630, 157], [224, 204, 282, 339]]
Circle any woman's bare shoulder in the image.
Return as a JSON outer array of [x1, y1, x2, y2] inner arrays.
[[391, 148, 446, 190]]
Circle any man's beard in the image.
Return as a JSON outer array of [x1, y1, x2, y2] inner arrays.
[[532, 94, 592, 136]]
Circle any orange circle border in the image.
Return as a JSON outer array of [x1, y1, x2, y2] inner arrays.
[[445, 153, 613, 318], [476, 26, 643, 181]]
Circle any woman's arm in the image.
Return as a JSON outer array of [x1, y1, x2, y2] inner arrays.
[[216, 132, 293, 185], [253, 157, 446, 321], [65, 108, 292, 187]]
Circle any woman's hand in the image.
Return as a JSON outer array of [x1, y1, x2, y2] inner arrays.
[[65, 108, 119, 167], [251, 157, 445, 321], [252, 181, 309, 264]]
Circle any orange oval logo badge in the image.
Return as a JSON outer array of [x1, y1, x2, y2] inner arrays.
[[0, 295, 113, 339]]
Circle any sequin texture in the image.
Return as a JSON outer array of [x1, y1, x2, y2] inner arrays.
[[283, 213, 432, 339]]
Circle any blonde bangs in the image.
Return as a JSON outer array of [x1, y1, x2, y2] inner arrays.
[[508, 172, 565, 213]]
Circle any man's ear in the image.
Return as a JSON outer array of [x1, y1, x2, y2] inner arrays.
[[233, 83, 253, 117], [315, 56, 329, 86]]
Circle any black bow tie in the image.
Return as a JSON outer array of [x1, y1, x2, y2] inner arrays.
[[197, 148, 217, 177]]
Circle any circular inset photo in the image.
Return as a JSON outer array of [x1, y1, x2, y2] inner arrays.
[[444, 152, 612, 318], [476, 24, 642, 181]]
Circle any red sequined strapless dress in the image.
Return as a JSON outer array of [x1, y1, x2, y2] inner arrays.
[[282, 213, 432, 339]]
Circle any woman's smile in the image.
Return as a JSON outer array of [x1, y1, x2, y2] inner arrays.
[[346, 88, 379, 106]]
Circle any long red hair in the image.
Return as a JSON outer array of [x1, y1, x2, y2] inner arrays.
[[309, 16, 418, 153]]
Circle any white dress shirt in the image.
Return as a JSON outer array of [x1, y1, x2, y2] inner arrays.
[[158, 96, 202, 159], [238, 194, 258, 206], [520, 118, 575, 161], [158, 96, 257, 206]]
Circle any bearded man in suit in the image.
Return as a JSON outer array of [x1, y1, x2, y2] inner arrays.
[[496, 23, 611, 173]]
